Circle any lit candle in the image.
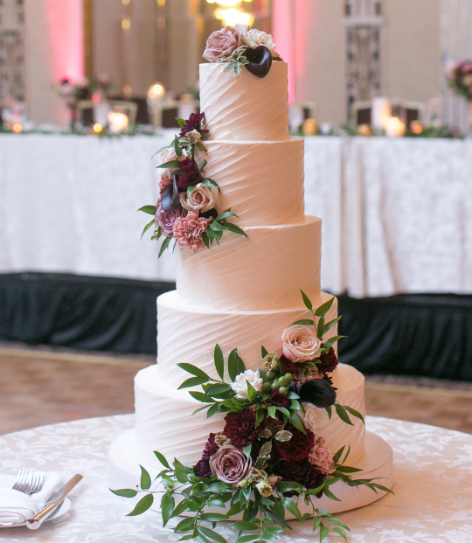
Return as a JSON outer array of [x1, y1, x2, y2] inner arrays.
[[410, 120, 423, 135], [302, 119, 318, 136], [371, 97, 391, 132], [385, 117, 406, 137], [11, 122, 23, 134], [108, 112, 129, 134]]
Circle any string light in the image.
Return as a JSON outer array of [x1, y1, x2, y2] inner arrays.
[[123, 85, 132, 96], [122, 0, 130, 5], [148, 82, 165, 99], [93, 123, 103, 134], [206, 0, 253, 4], [214, 8, 254, 27], [122, 18, 131, 30]]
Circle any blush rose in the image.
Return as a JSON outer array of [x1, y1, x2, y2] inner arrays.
[[203, 26, 244, 62], [281, 325, 321, 363], [210, 445, 252, 487]]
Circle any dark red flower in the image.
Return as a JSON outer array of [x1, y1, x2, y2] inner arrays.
[[280, 355, 299, 374], [180, 157, 199, 175], [317, 347, 338, 374], [178, 172, 203, 191], [202, 433, 218, 460], [224, 408, 267, 448], [277, 458, 326, 490], [269, 391, 291, 408], [179, 113, 209, 138], [194, 459, 211, 478], [275, 424, 314, 462]]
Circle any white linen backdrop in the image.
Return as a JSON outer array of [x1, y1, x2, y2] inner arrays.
[[1, 134, 472, 297]]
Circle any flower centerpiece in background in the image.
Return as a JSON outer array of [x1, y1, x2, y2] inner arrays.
[[139, 112, 247, 256], [57, 77, 92, 131], [446, 60, 472, 132]]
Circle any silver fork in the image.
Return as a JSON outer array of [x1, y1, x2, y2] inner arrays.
[[12, 470, 44, 495]]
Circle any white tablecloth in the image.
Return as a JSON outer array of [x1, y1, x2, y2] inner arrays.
[[2, 134, 472, 296], [0, 414, 471, 542]]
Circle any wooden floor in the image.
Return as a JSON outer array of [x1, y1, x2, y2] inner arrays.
[[1, 344, 472, 436]]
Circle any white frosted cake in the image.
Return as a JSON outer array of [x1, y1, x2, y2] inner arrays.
[[109, 30, 393, 535]]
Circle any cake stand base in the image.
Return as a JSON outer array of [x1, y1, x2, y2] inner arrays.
[[108, 429, 394, 519]]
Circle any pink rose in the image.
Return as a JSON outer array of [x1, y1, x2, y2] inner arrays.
[[172, 211, 211, 252], [281, 325, 321, 363], [308, 437, 334, 476], [159, 171, 172, 195], [155, 205, 183, 237], [203, 26, 244, 63], [210, 445, 252, 487]]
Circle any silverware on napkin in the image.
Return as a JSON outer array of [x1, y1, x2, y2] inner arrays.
[[26, 474, 83, 530]]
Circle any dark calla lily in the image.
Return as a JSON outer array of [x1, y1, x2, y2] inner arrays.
[[243, 46, 273, 78], [298, 379, 337, 408], [161, 175, 182, 212]]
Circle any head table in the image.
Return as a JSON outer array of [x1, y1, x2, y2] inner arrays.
[[1, 133, 472, 298], [0, 414, 470, 542]]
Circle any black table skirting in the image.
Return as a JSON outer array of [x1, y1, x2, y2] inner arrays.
[[1, 273, 471, 381]]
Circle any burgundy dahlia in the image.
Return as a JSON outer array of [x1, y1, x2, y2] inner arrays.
[[178, 172, 203, 191], [202, 433, 218, 460], [269, 391, 291, 408], [280, 355, 299, 374], [277, 458, 326, 491], [180, 157, 199, 175], [275, 424, 314, 462], [317, 347, 338, 374], [194, 459, 212, 478], [179, 113, 209, 138], [224, 408, 266, 448]]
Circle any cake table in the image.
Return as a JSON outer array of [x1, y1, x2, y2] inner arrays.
[[0, 414, 470, 542]]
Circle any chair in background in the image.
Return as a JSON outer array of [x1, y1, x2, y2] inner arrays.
[[351, 100, 372, 125], [108, 100, 138, 126], [352, 100, 425, 130], [289, 102, 318, 132]]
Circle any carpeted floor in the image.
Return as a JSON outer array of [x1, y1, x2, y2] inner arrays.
[[1, 342, 471, 436]]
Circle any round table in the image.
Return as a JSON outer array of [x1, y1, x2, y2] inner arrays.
[[0, 415, 471, 542]]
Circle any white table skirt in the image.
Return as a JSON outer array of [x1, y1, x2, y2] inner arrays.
[[1, 134, 472, 296], [0, 414, 471, 542]]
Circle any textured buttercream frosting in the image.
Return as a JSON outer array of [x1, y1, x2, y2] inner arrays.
[[200, 62, 290, 141], [176, 217, 321, 311], [135, 363, 365, 468], [204, 139, 305, 226]]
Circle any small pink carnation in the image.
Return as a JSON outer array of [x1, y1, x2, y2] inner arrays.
[[308, 437, 334, 476], [159, 171, 172, 195], [173, 211, 211, 252]]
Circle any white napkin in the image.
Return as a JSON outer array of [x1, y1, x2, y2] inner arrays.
[[0, 472, 64, 527]]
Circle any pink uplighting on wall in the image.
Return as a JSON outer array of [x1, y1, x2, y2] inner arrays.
[[47, 0, 84, 82], [272, 0, 295, 102]]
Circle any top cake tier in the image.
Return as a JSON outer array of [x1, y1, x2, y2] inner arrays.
[[199, 62, 289, 141]]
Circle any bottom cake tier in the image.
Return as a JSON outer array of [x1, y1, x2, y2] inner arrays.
[[108, 428, 394, 518], [134, 363, 366, 469]]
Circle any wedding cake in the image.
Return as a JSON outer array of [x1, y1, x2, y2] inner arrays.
[[109, 25, 393, 540]]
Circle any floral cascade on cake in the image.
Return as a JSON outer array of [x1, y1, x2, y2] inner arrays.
[[139, 113, 247, 256], [112, 292, 392, 543]]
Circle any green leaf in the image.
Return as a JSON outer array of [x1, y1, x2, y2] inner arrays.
[[210, 221, 225, 232], [203, 177, 221, 193], [268, 406, 277, 419], [198, 159, 207, 173], [328, 518, 350, 531], [343, 405, 365, 424], [158, 236, 172, 258], [319, 525, 329, 542], [141, 218, 155, 239], [161, 493, 175, 527], [202, 231, 211, 250], [153, 144, 170, 156], [313, 517, 322, 530], [277, 482, 303, 493], [231, 521, 259, 531], [139, 465, 151, 490], [222, 222, 248, 238], [326, 406, 332, 420], [322, 336, 346, 349], [176, 117, 186, 127], [174, 517, 196, 532], [332, 447, 345, 466], [336, 465, 362, 473], [263, 507, 291, 530], [189, 391, 206, 402], [335, 404, 354, 426], [314, 297, 335, 317], [316, 509, 333, 518], [332, 527, 348, 541], [158, 159, 181, 169], [207, 403, 221, 418], [153, 450, 171, 469], [372, 483, 394, 494], [110, 488, 137, 498], [173, 458, 189, 484], [290, 411, 306, 434], [228, 349, 245, 381], [214, 344, 225, 380], [263, 526, 284, 539], [316, 316, 325, 339], [204, 383, 232, 399], [323, 487, 341, 501], [258, 440, 272, 457], [236, 535, 260, 543], [200, 513, 230, 522], [138, 205, 157, 215], [170, 500, 192, 518], [199, 527, 228, 543], [126, 493, 153, 516], [178, 376, 209, 390], [290, 319, 315, 326], [192, 404, 211, 415], [275, 430, 293, 442], [255, 407, 265, 428], [177, 363, 211, 380], [215, 209, 238, 222], [196, 142, 208, 153], [282, 498, 303, 522], [323, 316, 342, 335], [207, 482, 229, 493], [173, 137, 183, 158], [299, 289, 313, 311], [246, 380, 257, 402]]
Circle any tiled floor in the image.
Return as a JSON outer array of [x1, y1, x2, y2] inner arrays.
[[1, 344, 471, 436]]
